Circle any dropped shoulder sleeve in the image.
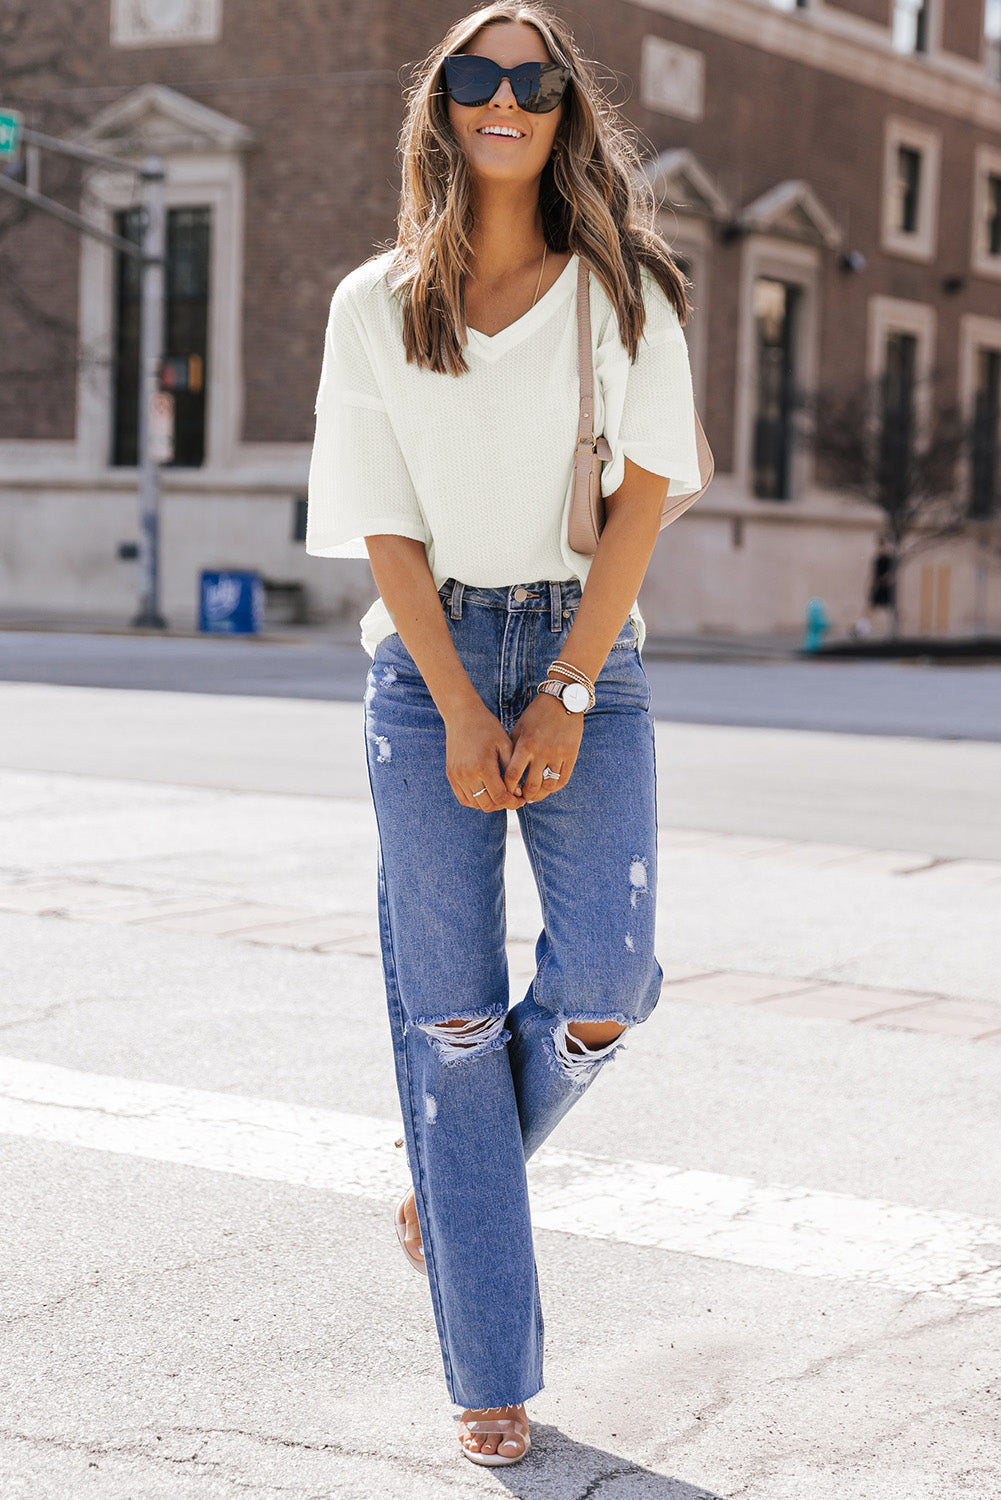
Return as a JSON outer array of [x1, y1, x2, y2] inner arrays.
[[305, 273, 429, 559], [596, 266, 703, 501]]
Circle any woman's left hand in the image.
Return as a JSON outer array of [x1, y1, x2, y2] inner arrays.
[[504, 692, 584, 803]]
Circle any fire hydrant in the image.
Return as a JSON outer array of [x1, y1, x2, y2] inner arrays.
[[802, 596, 830, 653]]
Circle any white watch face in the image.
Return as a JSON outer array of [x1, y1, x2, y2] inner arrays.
[[561, 681, 590, 713]]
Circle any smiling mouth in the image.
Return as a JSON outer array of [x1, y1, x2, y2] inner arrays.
[[477, 127, 526, 140]]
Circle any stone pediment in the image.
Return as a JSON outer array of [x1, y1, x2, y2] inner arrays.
[[738, 179, 842, 248], [641, 148, 731, 221], [73, 83, 254, 158]]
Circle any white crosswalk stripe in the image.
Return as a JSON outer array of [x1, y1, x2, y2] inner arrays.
[[2, 1054, 999, 1307]]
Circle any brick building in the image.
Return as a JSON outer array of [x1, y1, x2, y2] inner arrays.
[[1, 0, 1000, 637]]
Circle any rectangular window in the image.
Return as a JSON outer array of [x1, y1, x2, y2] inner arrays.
[[752, 277, 801, 501], [883, 119, 939, 261], [971, 347, 1001, 519], [893, 0, 928, 55], [878, 331, 917, 514], [987, 175, 1001, 258], [112, 205, 211, 468], [895, 146, 922, 233]]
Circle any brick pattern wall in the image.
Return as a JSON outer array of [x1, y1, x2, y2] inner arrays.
[[2, 0, 1001, 472], [941, 1, 988, 63], [571, 0, 1001, 473], [0, 0, 99, 442]]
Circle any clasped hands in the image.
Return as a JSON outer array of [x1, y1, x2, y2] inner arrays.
[[445, 692, 584, 812]]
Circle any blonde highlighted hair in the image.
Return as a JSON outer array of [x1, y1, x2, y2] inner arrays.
[[383, 1, 691, 375]]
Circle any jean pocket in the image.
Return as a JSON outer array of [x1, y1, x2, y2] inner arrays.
[[609, 617, 639, 651], [373, 631, 420, 679]]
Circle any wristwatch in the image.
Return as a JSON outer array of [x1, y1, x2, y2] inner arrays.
[[537, 678, 591, 714]]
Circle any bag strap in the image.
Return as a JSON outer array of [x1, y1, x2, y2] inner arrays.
[[570, 261, 711, 549], [575, 257, 597, 454]]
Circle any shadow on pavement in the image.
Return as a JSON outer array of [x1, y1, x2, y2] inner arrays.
[[457, 1421, 724, 1498]]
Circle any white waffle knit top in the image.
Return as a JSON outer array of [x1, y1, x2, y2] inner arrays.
[[306, 248, 702, 658]]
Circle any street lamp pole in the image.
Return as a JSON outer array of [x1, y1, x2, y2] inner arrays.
[[133, 155, 167, 629]]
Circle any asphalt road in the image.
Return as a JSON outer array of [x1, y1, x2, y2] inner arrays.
[[0, 628, 999, 740], [0, 682, 998, 1499]]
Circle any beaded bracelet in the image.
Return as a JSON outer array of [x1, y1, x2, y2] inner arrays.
[[546, 660, 596, 710]]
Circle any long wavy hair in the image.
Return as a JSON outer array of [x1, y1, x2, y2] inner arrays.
[[384, 1, 692, 375]]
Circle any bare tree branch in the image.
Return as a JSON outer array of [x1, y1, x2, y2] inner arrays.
[[800, 368, 994, 635]]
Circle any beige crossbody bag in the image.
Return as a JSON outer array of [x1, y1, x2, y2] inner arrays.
[[569, 259, 715, 556]]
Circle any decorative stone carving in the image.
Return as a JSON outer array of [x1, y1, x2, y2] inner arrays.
[[111, 0, 222, 49], [73, 84, 253, 160], [640, 35, 705, 122], [642, 148, 732, 222], [739, 180, 844, 248]]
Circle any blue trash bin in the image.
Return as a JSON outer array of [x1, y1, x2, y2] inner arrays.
[[198, 570, 264, 634]]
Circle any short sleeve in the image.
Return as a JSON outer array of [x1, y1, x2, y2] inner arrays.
[[598, 269, 703, 501], [305, 279, 430, 558]]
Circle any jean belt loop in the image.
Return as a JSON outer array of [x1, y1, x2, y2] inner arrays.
[[549, 581, 562, 634], [449, 580, 465, 621]]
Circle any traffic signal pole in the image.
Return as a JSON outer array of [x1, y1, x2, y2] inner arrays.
[[0, 129, 169, 628]]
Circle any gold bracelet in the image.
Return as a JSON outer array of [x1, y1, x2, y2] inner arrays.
[[546, 660, 595, 709], [547, 662, 595, 698], [547, 660, 594, 690]]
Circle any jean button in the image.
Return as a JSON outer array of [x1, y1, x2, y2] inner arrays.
[[513, 586, 529, 602]]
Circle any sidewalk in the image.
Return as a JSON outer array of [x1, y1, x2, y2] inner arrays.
[[0, 605, 798, 653]]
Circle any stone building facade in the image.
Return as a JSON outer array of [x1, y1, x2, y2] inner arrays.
[[1, 0, 1000, 637]]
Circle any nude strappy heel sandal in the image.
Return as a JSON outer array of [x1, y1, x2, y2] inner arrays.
[[394, 1188, 428, 1275], [394, 1136, 427, 1275], [458, 1406, 532, 1466]]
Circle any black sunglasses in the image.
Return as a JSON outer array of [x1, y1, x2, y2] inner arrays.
[[442, 53, 571, 113]]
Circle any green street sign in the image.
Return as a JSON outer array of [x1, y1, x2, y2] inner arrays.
[[0, 109, 23, 161]]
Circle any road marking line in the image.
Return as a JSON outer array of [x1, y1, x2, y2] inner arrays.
[[1, 1055, 999, 1307]]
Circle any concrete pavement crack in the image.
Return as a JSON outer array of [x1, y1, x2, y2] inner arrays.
[[2, 1247, 249, 1325], [0, 1094, 169, 1122], [806, 1385, 996, 1473], [896, 855, 956, 877], [649, 1386, 738, 1457], [571, 1460, 722, 1499], [930, 1260, 1001, 1297], [0, 1425, 454, 1495], [573, 1462, 646, 1498], [0, 993, 135, 1033], [715, 1382, 993, 1500], [705, 1301, 1000, 1498], [763, 1298, 995, 1389]]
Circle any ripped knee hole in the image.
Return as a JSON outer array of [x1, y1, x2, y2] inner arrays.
[[416, 1012, 508, 1061], [553, 1018, 629, 1079]]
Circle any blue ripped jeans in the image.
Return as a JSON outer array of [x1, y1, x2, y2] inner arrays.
[[363, 578, 663, 1410]]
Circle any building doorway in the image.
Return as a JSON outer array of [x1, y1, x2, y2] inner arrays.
[[971, 346, 1001, 519], [751, 276, 801, 500], [877, 330, 918, 516], [112, 205, 211, 468]]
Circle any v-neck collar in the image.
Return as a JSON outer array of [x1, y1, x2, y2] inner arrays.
[[464, 253, 579, 363]]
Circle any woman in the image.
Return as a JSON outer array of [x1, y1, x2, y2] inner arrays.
[[306, 1, 703, 1467]]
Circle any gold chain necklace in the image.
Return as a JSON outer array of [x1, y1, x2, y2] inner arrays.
[[529, 242, 548, 309]]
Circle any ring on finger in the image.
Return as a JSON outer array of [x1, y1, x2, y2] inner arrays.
[[472, 787, 488, 797], [541, 765, 561, 781]]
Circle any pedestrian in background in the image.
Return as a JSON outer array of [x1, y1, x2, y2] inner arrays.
[[306, 0, 702, 1467], [855, 531, 897, 639]]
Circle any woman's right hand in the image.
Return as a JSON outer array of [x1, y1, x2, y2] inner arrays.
[[444, 701, 524, 812], [362, 541, 524, 812]]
